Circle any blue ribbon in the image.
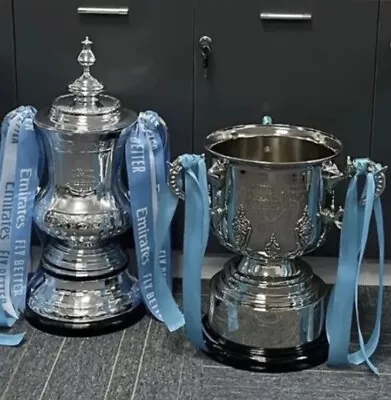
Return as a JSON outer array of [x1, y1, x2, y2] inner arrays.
[[0, 105, 40, 346], [156, 154, 209, 349], [326, 158, 385, 374], [180, 155, 209, 349], [124, 111, 183, 331]]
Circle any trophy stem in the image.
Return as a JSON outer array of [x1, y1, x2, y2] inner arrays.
[[39, 240, 129, 279], [236, 256, 304, 281], [202, 255, 329, 372]]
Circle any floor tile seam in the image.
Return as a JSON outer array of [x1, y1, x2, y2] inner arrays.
[[38, 337, 66, 400], [0, 329, 37, 400], [130, 319, 153, 400], [103, 330, 126, 400]]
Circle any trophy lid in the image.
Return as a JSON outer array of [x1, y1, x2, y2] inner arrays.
[[35, 37, 137, 133]]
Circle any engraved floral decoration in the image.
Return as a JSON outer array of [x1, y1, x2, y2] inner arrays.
[[294, 205, 314, 250], [315, 225, 330, 249], [265, 233, 281, 258], [44, 210, 130, 240], [232, 204, 252, 250]]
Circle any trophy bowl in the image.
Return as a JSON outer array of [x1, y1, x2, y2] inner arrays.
[[195, 122, 385, 372]]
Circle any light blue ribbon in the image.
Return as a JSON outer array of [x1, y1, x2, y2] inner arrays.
[[180, 155, 209, 349], [124, 111, 183, 331], [156, 154, 209, 349], [326, 158, 385, 374], [0, 105, 40, 346]]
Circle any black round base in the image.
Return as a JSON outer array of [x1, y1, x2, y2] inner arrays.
[[202, 316, 329, 373], [24, 303, 146, 337]]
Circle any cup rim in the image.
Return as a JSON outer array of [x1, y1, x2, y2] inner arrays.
[[204, 123, 343, 168]]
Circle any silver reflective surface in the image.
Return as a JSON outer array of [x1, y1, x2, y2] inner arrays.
[[208, 257, 326, 348], [205, 124, 342, 349], [34, 129, 131, 244], [27, 38, 140, 328], [28, 127, 141, 326]]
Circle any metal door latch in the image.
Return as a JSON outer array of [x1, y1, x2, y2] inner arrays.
[[199, 36, 212, 78]]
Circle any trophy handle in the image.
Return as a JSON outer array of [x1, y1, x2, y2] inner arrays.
[[208, 159, 229, 189], [168, 158, 186, 200], [168, 154, 225, 200], [321, 156, 387, 229], [168, 156, 230, 245], [319, 194, 344, 230], [208, 159, 229, 229]]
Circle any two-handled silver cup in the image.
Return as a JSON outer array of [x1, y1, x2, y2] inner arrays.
[[170, 120, 386, 372]]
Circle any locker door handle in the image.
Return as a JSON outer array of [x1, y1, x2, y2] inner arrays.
[[260, 12, 312, 21], [78, 7, 129, 15]]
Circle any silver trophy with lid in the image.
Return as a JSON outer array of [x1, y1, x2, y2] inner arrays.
[[25, 38, 144, 334]]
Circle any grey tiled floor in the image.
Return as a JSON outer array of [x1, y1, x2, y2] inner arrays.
[[1, 283, 391, 400]]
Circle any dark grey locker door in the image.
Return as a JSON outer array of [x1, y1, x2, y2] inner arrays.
[[14, 0, 193, 158], [0, 0, 17, 117], [14, 0, 194, 249], [372, 0, 391, 259], [195, 0, 379, 256]]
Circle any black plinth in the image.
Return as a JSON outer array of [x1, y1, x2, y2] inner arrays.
[[24, 303, 146, 337], [202, 316, 329, 373]]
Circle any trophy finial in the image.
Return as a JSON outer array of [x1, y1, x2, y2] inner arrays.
[[78, 37, 95, 70], [68, 36, 104, 98]]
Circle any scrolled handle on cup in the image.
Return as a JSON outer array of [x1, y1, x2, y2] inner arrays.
[[207, 159, 230, 231], [168, 156, 229, 231], [321, 156, 387, 229], [169, 156, 228, 194], [207, 158, 229, 189], [168, 153, 225, 193], [168, 158, 187, 200]]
